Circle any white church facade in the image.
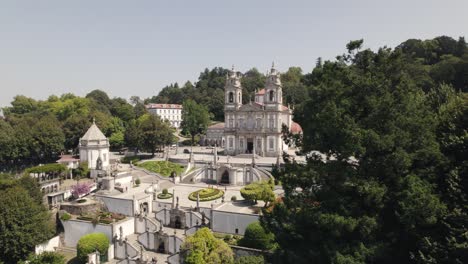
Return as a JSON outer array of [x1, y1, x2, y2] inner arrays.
[[224, 64, 300, 157]]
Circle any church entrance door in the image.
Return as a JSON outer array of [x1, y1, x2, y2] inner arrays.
[[158, 240, 165, 253], [175, 216, 182, 229], [247, 139, 254, 154], [221, 170, 230, 184]]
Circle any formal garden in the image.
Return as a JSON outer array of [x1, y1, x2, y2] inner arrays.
[[136, 160, 185, 177], [188, 187, 224, 202]]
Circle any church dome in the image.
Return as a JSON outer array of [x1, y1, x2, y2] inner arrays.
[[290, 121, 303, 134]]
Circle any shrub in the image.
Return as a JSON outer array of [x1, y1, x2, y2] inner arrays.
[[71, 183, 90, 198], [77, 233, 109, 263], [234, 255, 265, 264], [239, 222, 275, 250], [60, 213, 71, 221], [77, 199, 87, 203], [77, 216, 93, 221], [135, 178, 141, 185], [99, 218, 113, 224], [231, 195, 237, 201], [24, 251, 66, 264], [162, 188, 168, 195]]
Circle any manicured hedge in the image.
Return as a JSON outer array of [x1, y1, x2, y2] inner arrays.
[[77, 233, 109, 263], [157, 193, 173, 199], [188, 188, 224, 201]]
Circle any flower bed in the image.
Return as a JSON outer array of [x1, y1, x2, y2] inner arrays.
[[136, 161, 185, 177], [188, 188, 224, 202]]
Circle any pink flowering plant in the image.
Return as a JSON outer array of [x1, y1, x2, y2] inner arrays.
[[71, 182, 91, 198]]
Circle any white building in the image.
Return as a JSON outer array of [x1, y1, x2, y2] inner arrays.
[[78, 119, 110, 174], [146, 103, 183, 128], [224, 64, 301, 157]]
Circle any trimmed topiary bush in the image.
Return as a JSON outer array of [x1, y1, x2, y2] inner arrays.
[[135, 178, 141, 185], [188, 188, 224, 201], [239, 222, 275, 250], [157, 191, 173, 199], [162, 188, 168, 195], [77, 233, 109, 263], [231, 195, 237, 201]]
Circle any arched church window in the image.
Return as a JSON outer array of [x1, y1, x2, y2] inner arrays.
[[238, 93, 241, 103], [269, 90, 274, 101], [229, 92, 234, 103]]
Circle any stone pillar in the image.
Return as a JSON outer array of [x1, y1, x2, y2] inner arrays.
[[172, 190, 175, 209], [210, 204, 214, 229]]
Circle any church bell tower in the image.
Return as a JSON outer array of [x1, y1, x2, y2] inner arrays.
[[264, 62, 282, 111], [224, 65, 242, 110]]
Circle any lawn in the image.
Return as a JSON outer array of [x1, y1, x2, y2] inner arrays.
[[137, 161, 185, 177]]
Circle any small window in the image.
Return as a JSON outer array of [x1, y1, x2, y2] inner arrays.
[[269, 90, 274, 101], [269, 138, 274, 149], [229, 92, 234, 103], [235, 228, 239, 234], [229, 138, 233, 148]]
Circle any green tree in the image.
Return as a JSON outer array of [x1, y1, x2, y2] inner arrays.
[[240, 181, 275, 206], [181, 99, 210, 146], [240, 222, 275, 250], [110, 97, 135, 123], [181, 227, 234, 264], [0, 187, 54, 263], [62, 115, 91, 151], [263, 40, 458, 264], [138, 114, 174, 156], [76, 233, 109, 264], [86, 89, 112, 114], [21, 251, 66, 264], [241, 68, 266, 103], [31, 115, 65, 162]]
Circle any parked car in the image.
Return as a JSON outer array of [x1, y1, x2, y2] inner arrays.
[[183, 149, 190, 154]]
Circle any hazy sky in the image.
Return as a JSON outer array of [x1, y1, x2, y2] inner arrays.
[[1, 0, 467, 107]]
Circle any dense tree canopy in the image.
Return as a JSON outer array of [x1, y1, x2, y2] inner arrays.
[[181, 227, 234, 264], [0, 176, 54, 263], [181, 99, 211, 145], [263, 38, 468, 264]]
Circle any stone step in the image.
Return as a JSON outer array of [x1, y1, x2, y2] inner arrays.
[[56, 246, 77, 253]]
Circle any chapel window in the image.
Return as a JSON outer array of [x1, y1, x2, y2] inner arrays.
[[229, 92, 234, 103], [269, 90, 274, 101]]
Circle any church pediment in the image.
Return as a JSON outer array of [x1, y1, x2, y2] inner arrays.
[[238, 103, 263, 112]]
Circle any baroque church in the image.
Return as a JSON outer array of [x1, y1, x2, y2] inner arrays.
[[224, 63, 301, 157]]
